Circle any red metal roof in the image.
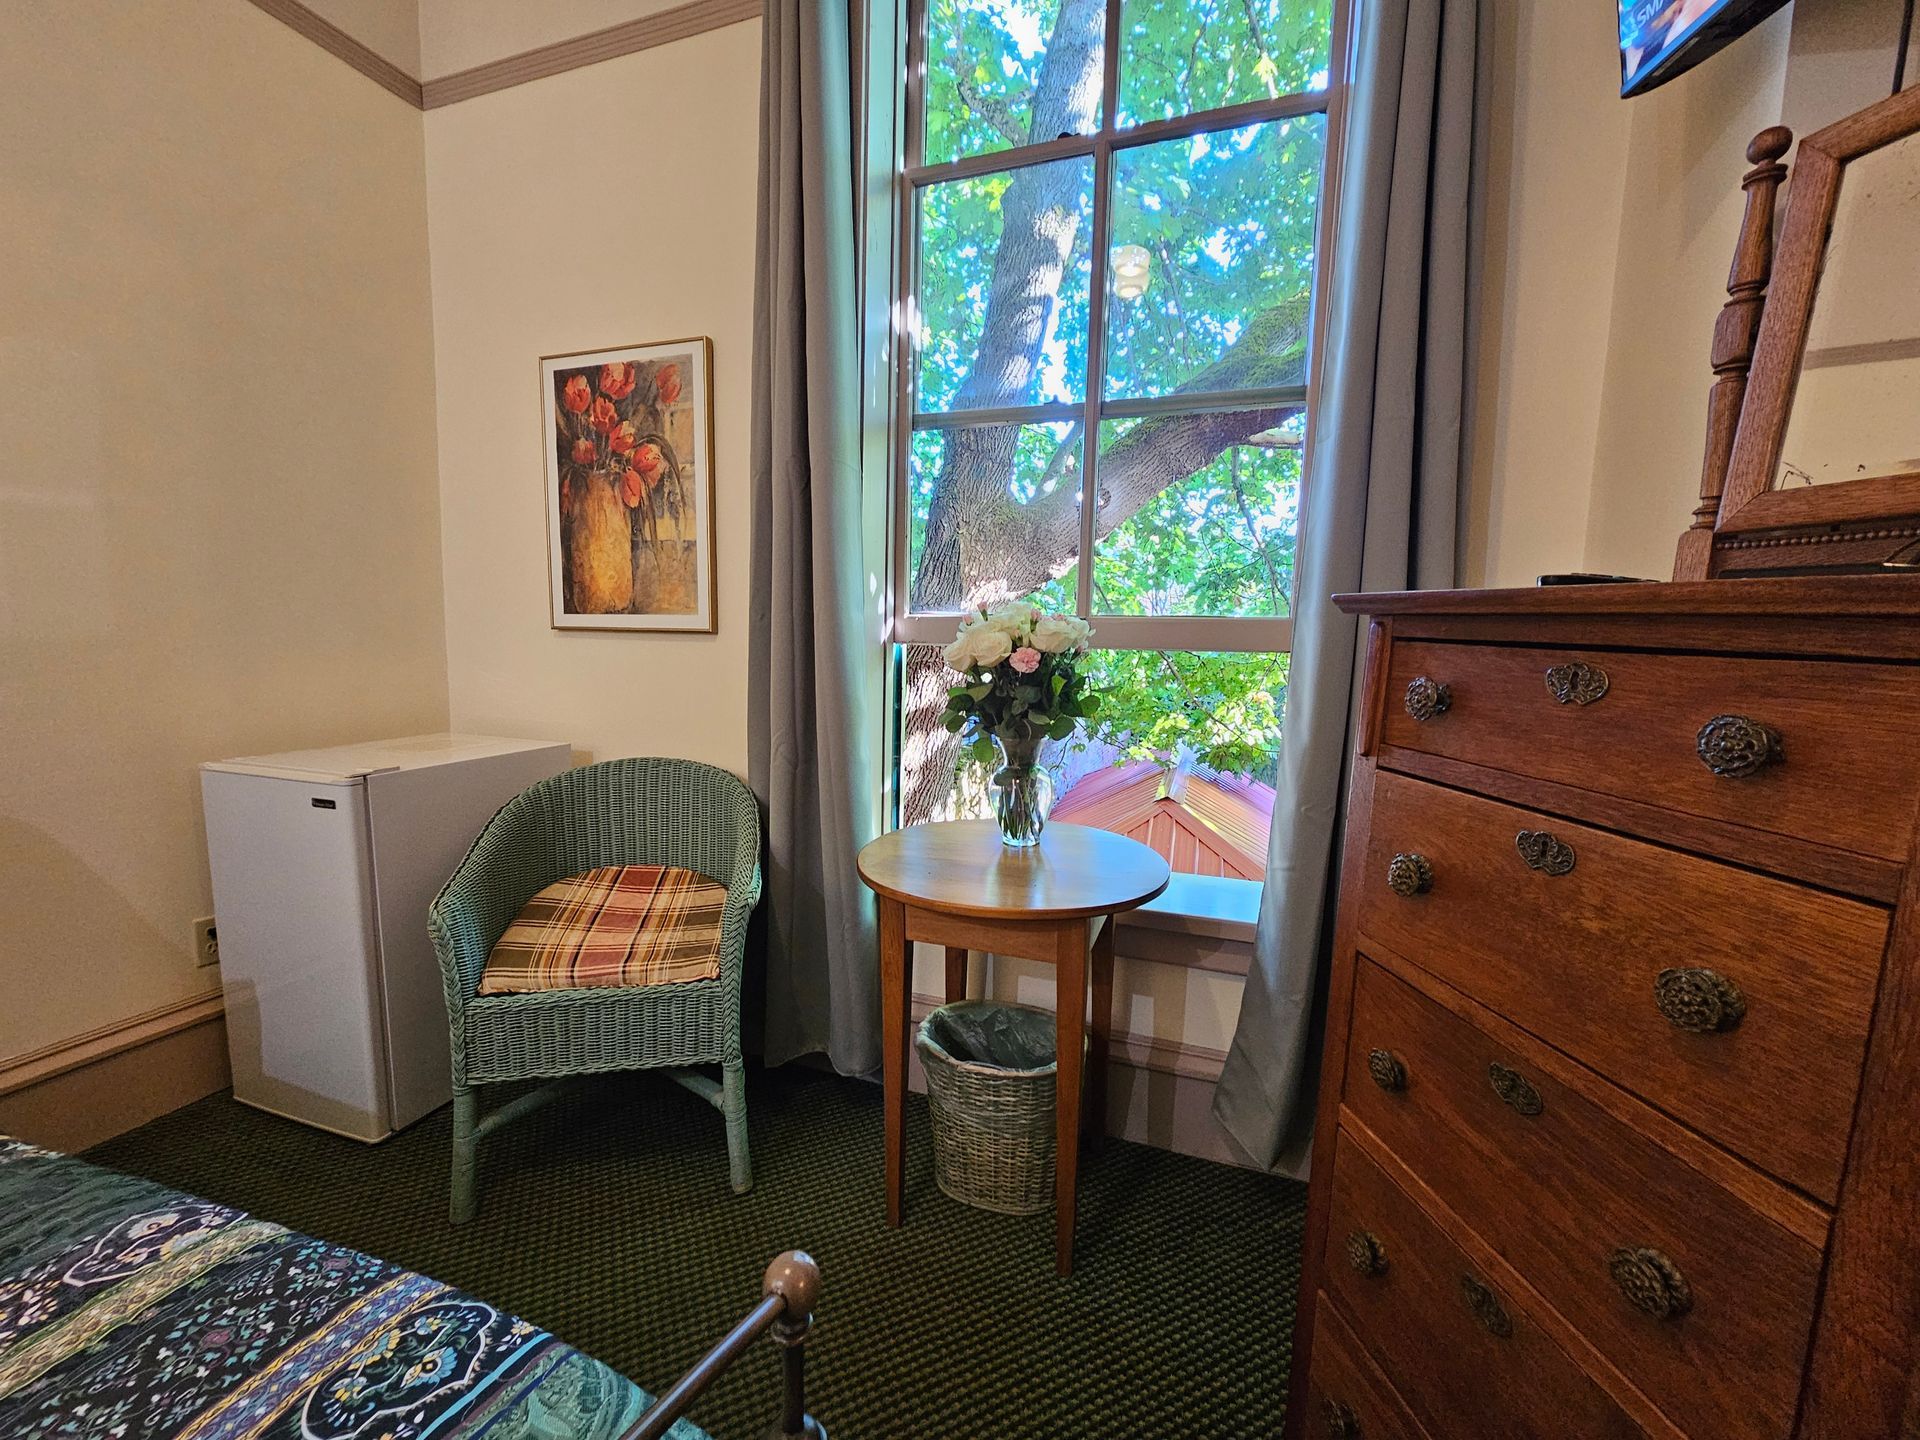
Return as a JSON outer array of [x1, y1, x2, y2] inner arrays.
[[1052, 761, 1273, 880]]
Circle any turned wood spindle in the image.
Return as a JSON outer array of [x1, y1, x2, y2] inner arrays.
[[1673, 125, 1793, 582]]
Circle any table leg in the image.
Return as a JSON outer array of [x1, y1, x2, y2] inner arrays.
[[1054, 918, 1089, 1276], [1086, 914, 1114, 1154], [880, 897, 909, 1228], [943, 945, 968, 1003]]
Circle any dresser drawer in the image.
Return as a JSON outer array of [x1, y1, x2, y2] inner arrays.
[[1355, 769, 1883, 1201], [1344, 957, 1823, 1439], [1301, 1295, 1428, 1440], [1323, 1128, 1647, 1440], [1381, 640, 1920, 861]]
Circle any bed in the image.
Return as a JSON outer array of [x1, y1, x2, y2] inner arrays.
[[0, 1139, 821, 1440]]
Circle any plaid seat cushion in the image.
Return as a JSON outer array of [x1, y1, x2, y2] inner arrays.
[[478, 864, 727, 995]]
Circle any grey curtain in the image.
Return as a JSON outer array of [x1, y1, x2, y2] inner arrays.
[[1213, 0, 1487, 1174], [747, 0, 880, 1074]]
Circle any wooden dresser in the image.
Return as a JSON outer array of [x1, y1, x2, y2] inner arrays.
[[1287, 576, 1920, 1440]]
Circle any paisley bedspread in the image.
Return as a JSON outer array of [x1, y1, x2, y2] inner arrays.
[[0, 1140, 706, 1440]]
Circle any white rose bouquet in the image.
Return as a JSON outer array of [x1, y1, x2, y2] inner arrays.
[[940, 602, 1099, 769]]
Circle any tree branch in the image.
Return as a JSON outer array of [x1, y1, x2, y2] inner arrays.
[[955, 73, 1033, 149]]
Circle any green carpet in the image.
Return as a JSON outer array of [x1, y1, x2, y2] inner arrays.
[[87, 1066, 1304, 1439]]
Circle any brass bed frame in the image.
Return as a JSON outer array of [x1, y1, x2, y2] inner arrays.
[[626, 1250, 826, 1440]]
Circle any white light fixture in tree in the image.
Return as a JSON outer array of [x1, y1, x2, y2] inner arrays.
[[1110, 244, 1152, 301]]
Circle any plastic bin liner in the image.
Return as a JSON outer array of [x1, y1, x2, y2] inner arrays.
[[920, 1001, 1057, 1073]]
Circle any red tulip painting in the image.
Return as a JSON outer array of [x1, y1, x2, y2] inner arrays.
[[541, 338, 714, 632]]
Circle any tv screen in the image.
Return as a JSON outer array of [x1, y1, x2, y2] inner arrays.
[[1619, 0, 1789, 97]]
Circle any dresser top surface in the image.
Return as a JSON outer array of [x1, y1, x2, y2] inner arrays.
[[1334, 573, 1920, 619]]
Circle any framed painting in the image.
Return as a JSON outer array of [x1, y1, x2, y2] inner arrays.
[[541, 337, 716, 631]]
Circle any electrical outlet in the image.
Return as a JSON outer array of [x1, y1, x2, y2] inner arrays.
[[192, 917, 220, 969]]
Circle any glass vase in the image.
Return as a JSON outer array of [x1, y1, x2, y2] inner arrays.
[[989, 734, 1055, 848]]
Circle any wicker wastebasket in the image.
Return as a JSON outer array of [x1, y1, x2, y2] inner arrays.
[[916, 1000, 1072, 1215]]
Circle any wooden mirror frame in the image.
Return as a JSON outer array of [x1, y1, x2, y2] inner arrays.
[[1696, 85, 1920, 577]]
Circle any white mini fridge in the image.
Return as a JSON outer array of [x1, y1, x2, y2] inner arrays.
[[201, 734, 571, 1141]]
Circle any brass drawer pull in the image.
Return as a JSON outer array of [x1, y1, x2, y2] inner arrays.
[[1366, 1048, 1407, 1093], [1386, 852, 1433, 897], [1459, 1273, 1513, 1337], [1545, 661, 1609, 705], [1404, 675, 1451, 721], [1514, 829, 1575, 876], [1487, 1062, 1543, 1116], [1608, 1246, 1693, 1320], [1654, 967, 1747, 1034], [1696, 714, 1783, 778], [1323, 1399, 1362, 1439], [1345, 1229, 1388, 1276]]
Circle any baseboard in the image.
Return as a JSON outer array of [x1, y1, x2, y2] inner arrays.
[[908, 992, 1254, 1169], [0, 994, 230, 1152]]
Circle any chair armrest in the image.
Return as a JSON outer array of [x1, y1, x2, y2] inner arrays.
[[428, 801, 555, 1014]]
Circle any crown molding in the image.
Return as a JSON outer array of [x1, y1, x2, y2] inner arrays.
[[243, 0, 763, 113], [244, 0, 424, 107], [420, 0, 763, 109]]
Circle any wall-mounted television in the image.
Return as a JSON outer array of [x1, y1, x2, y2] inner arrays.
[[1619, 0, 1789, 97]]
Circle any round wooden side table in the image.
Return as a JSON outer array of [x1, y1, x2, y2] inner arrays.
[[856, 819, 1171, 1275]]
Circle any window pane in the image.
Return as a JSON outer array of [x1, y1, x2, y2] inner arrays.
[[917, 158, 1093, 414], [1102, 116, 1325, 401], [922, 0, 1107, 167], [897, 642, 1290, 878], [1117, 0, 1333, 126], [1055, 650, 1286, 877], [908, 422, 1081, 613], [1093, 411, 1300, 617]]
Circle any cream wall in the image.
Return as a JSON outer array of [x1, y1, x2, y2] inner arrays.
[[1463, 0, 1634, 588], [0, 0, 448, 1058], [1465, 0, 1794, 586], [423, 22, 760, 771], [1583, 7, 1793, 579]]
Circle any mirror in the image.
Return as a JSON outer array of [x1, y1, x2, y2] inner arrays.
[[1774, 130, 1920, 490]]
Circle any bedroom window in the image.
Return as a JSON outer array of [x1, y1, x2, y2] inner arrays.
[[887, 0, 1344, 882]]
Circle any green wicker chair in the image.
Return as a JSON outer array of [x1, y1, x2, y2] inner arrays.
[[428, 757, 762, 1224]]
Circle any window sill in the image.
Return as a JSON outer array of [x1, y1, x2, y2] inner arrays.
[[1127, 872, 1260, 941]]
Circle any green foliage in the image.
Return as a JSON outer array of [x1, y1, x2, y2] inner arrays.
[[1117, 0, 1334, 125], [1079, 649, 1288, 781], [1094, 418, 1299, 619]]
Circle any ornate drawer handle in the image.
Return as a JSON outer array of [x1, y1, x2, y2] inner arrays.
[[1366, 1048, 1407, 1093], [1514, 829, 1575, 876], [1404, 675, 1452, 721], [1459, 1273, 1513, 1337], [1545, 661, 1609, 705], [1654, 967, 1747, 1034], [1386, 852, 1433, 897], [1345, 1229, 1389, 1276], [1608, 1247, 1693, 1320], [1487, 1062, 1543, 1116], [1696, 714, 1783, 778], [1324, 1399, 1362, 1439]]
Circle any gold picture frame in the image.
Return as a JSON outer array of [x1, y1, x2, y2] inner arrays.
[[540, 336, 717, 632]]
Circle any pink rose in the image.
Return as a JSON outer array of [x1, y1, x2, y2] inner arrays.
[[1009, 647, 1041, 674]]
